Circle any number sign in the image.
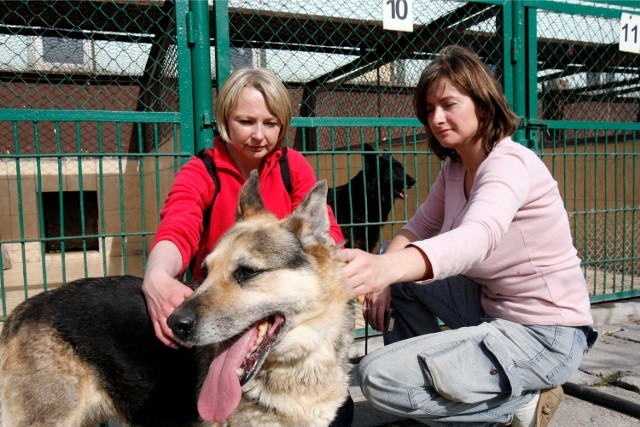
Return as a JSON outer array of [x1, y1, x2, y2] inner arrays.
[[383, 0, 413, 33], [620, 13, 640, 54]]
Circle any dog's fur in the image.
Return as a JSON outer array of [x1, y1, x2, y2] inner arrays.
[[327, 144, 416, 251], [0, 172, 355, 427]]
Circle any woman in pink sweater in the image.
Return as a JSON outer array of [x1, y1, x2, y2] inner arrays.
[[344, 46, 597, 426]]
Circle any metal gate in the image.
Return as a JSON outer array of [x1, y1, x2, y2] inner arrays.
[[1, 0, 638, 324]]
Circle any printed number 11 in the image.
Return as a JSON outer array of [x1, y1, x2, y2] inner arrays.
[[386, 0, 408, 20], [621, 22, 638, 44]]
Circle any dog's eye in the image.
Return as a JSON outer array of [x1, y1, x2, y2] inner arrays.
[[234, 265, 261, 284]]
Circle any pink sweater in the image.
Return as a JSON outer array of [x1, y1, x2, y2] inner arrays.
[[405, 138, 593, 326]]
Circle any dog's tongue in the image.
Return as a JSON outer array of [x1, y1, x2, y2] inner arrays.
[[197, 327, 257, 422]]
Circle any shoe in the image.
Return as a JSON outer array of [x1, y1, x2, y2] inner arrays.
[[511, 390, 539, 427], [536, 386, 564, 427]]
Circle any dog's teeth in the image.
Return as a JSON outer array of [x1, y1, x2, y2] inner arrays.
[[257, 321, 268, 337], [236, 368, 245, 377]]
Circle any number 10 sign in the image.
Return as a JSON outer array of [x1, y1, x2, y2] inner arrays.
[[383, 0, 413, 33], [619, 13, 640, 54]]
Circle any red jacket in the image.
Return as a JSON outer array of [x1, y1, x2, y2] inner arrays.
[[153, 138, 344, 280]]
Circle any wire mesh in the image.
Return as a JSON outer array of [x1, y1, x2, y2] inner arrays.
[[0, 0, 179, 153], [537, 9, 639, 124], [0, 0, 639, 322], [222, 1, 505, 150]]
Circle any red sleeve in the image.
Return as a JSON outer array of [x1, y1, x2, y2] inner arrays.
[[152, 153, 216, 272], [286, 150, 345, 244]]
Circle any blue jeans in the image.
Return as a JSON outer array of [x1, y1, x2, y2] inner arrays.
[[357, 276, 595, 426]]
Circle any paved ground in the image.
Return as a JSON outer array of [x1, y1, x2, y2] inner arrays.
[[349, 299, 640, 426]]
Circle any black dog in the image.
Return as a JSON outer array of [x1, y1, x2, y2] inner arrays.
[[327, 144, 416, 252]]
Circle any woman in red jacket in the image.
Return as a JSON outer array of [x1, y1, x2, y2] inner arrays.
[[142, 68, 352, 426], [142, 68, 343, 347]]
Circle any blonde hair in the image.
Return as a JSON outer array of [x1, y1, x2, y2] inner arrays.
[[214, 68, 291, 148], [414, 45, 520, 161]]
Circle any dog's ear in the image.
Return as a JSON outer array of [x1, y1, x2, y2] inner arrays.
[[285, 180, 331, 246], [362, 144, 380, 169], [237, 170, 265, 220]]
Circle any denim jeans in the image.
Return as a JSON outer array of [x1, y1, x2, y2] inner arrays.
[[357, 276, 595, 426]]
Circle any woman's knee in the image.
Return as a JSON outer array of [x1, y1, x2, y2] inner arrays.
[[357, 355, 392, 412], [356, 352, 386, 398], [357, 348, 418, 412]]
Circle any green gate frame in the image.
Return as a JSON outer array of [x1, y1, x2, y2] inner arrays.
[[0, 0, 638, 323]]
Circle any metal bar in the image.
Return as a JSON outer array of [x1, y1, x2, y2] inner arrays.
[[511, 0, 527, 143], [190, 0, 214, 155], [0, 110, 181, 122], [213, 0, 231, 89], [176, 0, 195, 157], [523, 0, 640, 18]]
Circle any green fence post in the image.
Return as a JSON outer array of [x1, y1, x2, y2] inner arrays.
[[189, 0, 214, 154], [511, 0, 527, 144], [525, 3, 539, 152], [176, 0, 195, 157], [213, 0, 231, 89]]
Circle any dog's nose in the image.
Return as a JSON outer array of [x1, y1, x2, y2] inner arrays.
[[167, 306, 197, 341]]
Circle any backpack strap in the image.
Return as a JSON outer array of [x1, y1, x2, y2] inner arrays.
[[196, 149, 220, 234], [279, 147, 293, 194], [189, 149, 220, 276]]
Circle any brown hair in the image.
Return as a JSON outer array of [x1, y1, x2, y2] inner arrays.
[[413, 45, 520, 161], [215, 68, 291, 148]]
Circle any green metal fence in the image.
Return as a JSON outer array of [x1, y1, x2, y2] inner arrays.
[[0, 0, 638, 324]]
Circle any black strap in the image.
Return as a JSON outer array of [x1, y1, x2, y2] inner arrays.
[[188, 149, 220, 276], [196, 149, 220, 237], [279, 147, 293, 194]]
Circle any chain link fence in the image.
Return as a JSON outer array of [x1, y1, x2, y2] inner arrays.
[[540, 126, 638, 301], [0, 0, 181, 154], [0, 0, 190, 319], [537, 8, 638, 124], [221, 1, 506, 150], [0, 0, 638, 322]]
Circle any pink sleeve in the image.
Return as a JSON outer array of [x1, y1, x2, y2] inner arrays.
[[411, 152, 528, 280]]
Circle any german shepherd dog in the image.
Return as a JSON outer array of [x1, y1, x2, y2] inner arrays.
[[327, 144, 416, 252], [0, 172, 355, 427]]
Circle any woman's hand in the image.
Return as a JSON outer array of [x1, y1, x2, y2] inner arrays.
[[343, 248, 394, 331], [343, 248, 391, 297], [344, 232, 431, 332], [141, 241, 191, 349], [142, 268, 193, 348], [363, 288, 392, 332]]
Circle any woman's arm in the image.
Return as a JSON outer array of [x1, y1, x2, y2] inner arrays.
[[153, 154, 217, 273], [142, 240, 194, 348], [344, 239, 431, 297], [383, 229, 416, 253], [143, 153, 216, 348]]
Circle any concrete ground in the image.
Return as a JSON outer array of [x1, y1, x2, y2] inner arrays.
[[349, 299, 640, 426]]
